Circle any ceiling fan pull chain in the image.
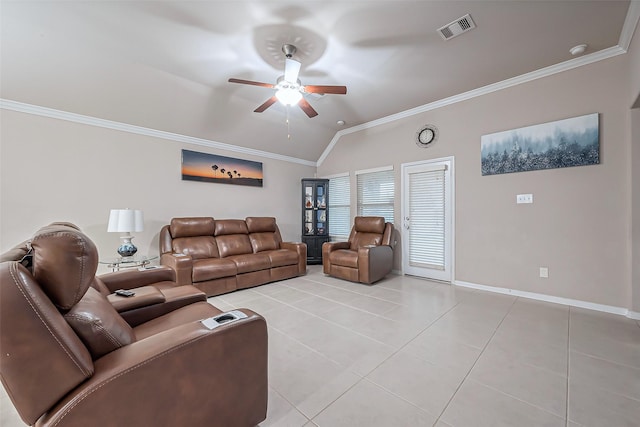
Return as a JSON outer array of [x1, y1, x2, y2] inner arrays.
[[286, 106, 292, 140]]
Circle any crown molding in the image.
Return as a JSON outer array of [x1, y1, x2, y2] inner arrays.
[[317, 45, 626, 167], [0, 99, 317, 167], [619, 1, 640, 51]]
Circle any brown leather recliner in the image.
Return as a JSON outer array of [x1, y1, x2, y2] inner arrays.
[[0, 223, 268, 427], [322, 216, 395, 284]]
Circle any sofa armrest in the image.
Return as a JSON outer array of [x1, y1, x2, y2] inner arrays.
[[322, 241, 350, 274], [280, 241, 307, 275], [99, 266, 175, 292], [357, 245, 394, 284], [37, 309, 268, 427], [160, 253, 193, 286], [106, 286, 165, 312]]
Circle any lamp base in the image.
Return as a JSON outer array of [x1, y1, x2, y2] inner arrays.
[[117, 235, 138, 257]]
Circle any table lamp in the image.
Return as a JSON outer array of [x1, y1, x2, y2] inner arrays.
[[107, 209, 144, 257]]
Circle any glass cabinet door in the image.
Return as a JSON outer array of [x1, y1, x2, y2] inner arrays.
[[304, 184, 314, 235], [316, 183, 327, 235], [302, 179, 329, 236], [302, 178, 329, 264]]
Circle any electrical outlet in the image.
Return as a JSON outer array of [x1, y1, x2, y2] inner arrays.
[[517, 194, 533, 204], [539, 267, 549, 278]]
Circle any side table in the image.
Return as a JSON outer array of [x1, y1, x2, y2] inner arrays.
[[99, 255, 159, 272]]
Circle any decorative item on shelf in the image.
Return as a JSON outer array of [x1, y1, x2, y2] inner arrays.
[[416, 124, 438, 148], [107, 208, 144, 257]]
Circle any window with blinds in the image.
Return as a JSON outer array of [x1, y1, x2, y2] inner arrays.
[[409, 166, 446, 270], [356, 168, 394, 223], [328, 174, 350, 240]]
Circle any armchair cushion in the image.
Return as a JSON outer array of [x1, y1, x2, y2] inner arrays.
[[65, 287, 135, 359], [349, 217, 386, 250], [31, 224, 99, 310]]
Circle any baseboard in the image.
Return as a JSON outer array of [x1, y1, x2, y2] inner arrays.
[[454, 280, 638, 319]]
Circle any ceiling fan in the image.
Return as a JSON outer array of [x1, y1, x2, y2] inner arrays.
[[228, 44, 347, 118]]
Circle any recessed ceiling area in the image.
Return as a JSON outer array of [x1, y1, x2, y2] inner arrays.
[[0, 1, 631, 162]]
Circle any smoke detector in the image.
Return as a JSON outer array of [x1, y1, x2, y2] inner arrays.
[[438, 14, 476, 41]]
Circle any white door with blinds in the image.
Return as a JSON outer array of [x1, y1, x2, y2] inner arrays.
[[401, 158, 453, 282]]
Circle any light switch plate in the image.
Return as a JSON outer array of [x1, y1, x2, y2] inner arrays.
[[539, 267, 549, 278], [517, 194, 533, 204]]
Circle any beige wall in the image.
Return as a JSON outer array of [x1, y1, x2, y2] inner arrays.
[[632, 108, 640, 313], [0, 110, 315, 273], [630, 17, 640, 313], [319, 54, 632, 309]]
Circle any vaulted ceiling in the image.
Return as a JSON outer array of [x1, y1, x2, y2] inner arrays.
[[1, 1, 631, 162]]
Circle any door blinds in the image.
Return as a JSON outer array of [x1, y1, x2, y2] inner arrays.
[[409, 165, 446, 270]]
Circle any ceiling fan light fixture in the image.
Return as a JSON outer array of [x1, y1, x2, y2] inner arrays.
[[276, 88, 303, 105]]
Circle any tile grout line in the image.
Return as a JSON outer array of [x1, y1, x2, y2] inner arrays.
[[433, 295, 519, 426], [269, 274, 475, 424]]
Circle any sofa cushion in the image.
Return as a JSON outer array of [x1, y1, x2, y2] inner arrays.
[[216, 234, 253, 258], [227, 253, 271, 274], [65, 287, 135, 359], [170, 217, 215, 238], [249, 233, 279, 253], [215, 219, 249, 236], [192, 258, 237, 282], [263, 249, 299, 268], [172, 236, 219, 259], [246, 217, 277, 233]]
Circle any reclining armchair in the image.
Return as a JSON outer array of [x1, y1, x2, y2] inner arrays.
[[0, 223, 268, 426], [322, 216, 395, 284]]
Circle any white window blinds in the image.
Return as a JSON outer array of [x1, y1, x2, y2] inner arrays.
[[328, 174, 350, 239], [357, 168, 394, 223], [409, 165, 446, 270]]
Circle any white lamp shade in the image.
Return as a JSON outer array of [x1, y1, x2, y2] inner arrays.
[[107, 209, 144, 232]]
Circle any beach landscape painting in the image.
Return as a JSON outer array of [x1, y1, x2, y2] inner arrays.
[[481, 113, 599, 176], [181, 149, 263, 187]]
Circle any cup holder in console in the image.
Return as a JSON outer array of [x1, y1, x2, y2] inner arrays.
[[201, 310, 248, 330]]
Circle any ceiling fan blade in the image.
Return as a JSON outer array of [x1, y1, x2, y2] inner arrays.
[[229, 78, 274, 89], [304, 85, 347, 95], [284, 58, 301, 83], [298, 98, 318, 118], [254, 96, 278, 113]]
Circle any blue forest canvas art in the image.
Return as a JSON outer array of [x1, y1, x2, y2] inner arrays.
[[481, 113, 599, 176]]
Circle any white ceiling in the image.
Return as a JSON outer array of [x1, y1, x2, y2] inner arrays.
[[0, 1, 631, 162]]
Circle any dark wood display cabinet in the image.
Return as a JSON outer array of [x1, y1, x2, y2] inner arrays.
[[301, 178, 329, 264]]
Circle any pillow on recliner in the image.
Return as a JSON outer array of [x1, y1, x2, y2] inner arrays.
[[64, 287, 135, 359]]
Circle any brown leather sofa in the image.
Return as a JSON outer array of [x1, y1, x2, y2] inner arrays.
[[1, 223, 268, 426], [160, 216, 306, 296], [322, 216, 395, 284]]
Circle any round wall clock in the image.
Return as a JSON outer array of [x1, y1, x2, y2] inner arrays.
[[416, 125, 438, 148]]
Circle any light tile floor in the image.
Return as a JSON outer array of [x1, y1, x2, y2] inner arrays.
[[2, 266, 639, 426]]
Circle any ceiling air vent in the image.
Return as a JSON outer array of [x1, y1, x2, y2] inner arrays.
[[437, 14, 476, 41]]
